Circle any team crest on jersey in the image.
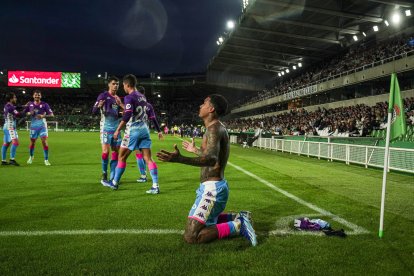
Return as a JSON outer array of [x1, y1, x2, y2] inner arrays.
[[126, 104, 131, 109], [40, 105, 42, 108], [107, 97, 111, 100]]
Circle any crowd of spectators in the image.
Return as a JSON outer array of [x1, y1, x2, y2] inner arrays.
[[225, 97, 414, 137], [235, 35, 414, 107]]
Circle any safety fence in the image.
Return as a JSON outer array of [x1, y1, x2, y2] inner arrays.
[[230, 136, 414, 173]]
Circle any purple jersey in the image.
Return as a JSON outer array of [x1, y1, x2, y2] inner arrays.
[[146, 102, 161, 132], [146, 102, 156, 120], [122, 91, 148, 128], [92, 91, 121, 132], [3, 103, 19, 130], [23, 101, 53, 129]]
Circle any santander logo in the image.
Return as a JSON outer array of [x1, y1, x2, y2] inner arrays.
[[9, 74, 19, 84], [8, 71, 62, 87]]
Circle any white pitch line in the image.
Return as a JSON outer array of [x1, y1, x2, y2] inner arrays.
[[0, 229, 184, 237], [228, 162, 369, 234]]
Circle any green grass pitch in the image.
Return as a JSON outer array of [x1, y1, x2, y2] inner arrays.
[[0, 131, 413, 274]]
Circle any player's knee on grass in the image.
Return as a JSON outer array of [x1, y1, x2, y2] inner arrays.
[[184, 219, 204, 244]]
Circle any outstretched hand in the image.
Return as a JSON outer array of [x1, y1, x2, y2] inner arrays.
[[114, 95, 122, 106], [97, 100, 105, 108], [156, 144, 180, 162], [182, 138, 197, 154]]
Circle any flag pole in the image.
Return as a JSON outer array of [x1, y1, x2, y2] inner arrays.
[[379, 112, 392, 238], [378, 73, 395, 238]]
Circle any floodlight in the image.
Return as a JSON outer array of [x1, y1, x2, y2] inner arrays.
[[216, 41, 220, 45], [405, 9, 411, 16], [362, 32, 367, 37], [298, 62, 302, 67], [353, 35, 358, 41], [293, 65, 297, 70], [97, 74, 101, 78], [157, 76, 161, 80], [384, 20, 389, 26], [278, 73, 281, 77], [227, 20, 235, 29], [285, 69, 289, 73], [373, 25, 379, 32], [281, 71, 285, 75], [218, 36, 224, 43], [157, 94, 161, 98], [391, 13, 401, 24]]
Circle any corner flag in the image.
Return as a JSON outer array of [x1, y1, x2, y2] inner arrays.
[[388, 73, 407, 141], [379, 73, 406, 238]]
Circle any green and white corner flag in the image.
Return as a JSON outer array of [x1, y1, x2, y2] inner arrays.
[[388, 73, 406, 141], [379, 73, 406, 238]]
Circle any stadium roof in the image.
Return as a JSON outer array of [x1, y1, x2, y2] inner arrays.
[[207, 0, 414, 77]]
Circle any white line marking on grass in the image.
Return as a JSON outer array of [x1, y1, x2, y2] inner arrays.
[[228, 162, 369, 235], [0, 229, 184, 237]]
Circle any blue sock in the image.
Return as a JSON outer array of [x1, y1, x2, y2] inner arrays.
[[136, 156, 146, 176], [110, 159, 118, 180], [135, 153, 147, 175], [29, 146, 35, 157], [113, 161, 126, 184], [148, 162, 158, 186], [1, 144, 8, 160], [10, 144, 18, 159], [43, 146, 49, 160]]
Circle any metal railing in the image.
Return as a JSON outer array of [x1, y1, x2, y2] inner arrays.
[[230, 136, 414, 173]]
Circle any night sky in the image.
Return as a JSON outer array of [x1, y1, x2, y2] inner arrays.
[[0, 0, 242, 76]]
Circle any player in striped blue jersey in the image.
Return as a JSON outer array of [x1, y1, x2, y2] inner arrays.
[[133, 86, 163, 194]]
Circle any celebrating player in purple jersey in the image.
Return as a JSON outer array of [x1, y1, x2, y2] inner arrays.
[[92, 76, 124, 186], [156, 95, 257, 246], [24, 90, 54, 166], [105, 74, 159, 193], [2, 92, 21, 166], [134, 86, 163, 193]]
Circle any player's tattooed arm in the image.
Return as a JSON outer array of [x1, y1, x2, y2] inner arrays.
[[158, 125, 220, 167], [182, 138, 203, 156]]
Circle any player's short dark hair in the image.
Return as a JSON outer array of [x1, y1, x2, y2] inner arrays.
[[33, 89, 41, 95], [137, 86, 145, 94], [208, 94, 228, 117], [123, 74, 137, 88], [107, 76, 119, 84], [6, 92, 16, 102]]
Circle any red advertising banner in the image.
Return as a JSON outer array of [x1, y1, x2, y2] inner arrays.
[[8, 71, 62, 87]]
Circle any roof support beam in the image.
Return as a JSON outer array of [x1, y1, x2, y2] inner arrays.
[[233, 35, 336, 53], [240, 26, 341, 44], [226, 43, 320, 60], [366, 0, 412, 8], [259, 0, 383, 22], [220, 50, 296, 65], [212, 61, 280, 73], [215, 56, 286, 69], [264, 18, 359, 35]]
